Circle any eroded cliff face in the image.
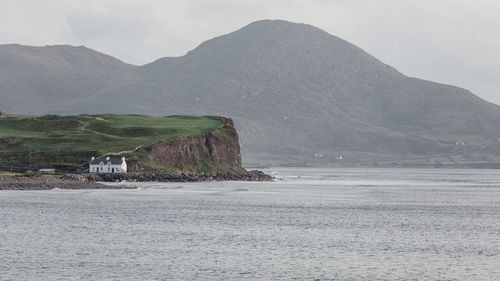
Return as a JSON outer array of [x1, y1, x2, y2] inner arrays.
[[132, 117, 243, 172]]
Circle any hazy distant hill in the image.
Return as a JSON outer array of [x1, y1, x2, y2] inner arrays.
[[0, 44, 133, 114], [2, 20, 500, 167]]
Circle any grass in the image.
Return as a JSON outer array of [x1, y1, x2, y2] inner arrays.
[[0, 114, 222, 166]]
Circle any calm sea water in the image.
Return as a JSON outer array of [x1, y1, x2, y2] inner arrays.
[[1, 168, 499, 280]]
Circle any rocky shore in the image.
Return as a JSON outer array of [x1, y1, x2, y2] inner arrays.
[[0, 176, 125, 190], [63, 170, 273, 183], [0, 170, 273, 190]]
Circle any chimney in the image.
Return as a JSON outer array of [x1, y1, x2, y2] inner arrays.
[[106, 156, 110, 161], [91, 156, 95, 161]]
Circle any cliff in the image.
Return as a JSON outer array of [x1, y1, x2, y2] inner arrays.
[[128, 117, 244, 173], [0, 114, 246, 173]]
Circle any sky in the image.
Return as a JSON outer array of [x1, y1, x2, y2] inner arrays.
[[1, 0, 499, 104]]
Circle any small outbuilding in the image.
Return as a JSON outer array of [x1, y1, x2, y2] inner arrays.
[[89, 156, 127, 174]]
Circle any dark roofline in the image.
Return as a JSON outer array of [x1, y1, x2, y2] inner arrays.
[[90, 157, 125, 165]]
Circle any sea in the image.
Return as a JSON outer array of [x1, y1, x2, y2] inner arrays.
[[1, 168, 499, 281]]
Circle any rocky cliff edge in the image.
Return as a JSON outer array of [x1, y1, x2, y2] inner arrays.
[[126, 117, 244, 173]]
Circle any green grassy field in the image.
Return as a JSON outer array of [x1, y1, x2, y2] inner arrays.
[[0, 114, 222, 166]]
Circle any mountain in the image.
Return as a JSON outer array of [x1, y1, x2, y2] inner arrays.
[[2, 20, 500, 167], [0, 44, 133, 114]]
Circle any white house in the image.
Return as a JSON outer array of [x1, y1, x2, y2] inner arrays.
[[89, 156, 127, 174]]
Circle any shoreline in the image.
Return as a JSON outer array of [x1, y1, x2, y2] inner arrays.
[[0, 170, 273, 190], [72, 170, 273, 182], [0, 176, 122, 190]]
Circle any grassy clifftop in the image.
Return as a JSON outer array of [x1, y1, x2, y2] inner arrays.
[[0, 114, 223, 169]]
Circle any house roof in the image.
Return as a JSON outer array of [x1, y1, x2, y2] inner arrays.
[[90, 158, 124, 165]]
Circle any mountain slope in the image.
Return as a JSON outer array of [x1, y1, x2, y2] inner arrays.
[[2, 20, 500, 166], [0, 44, 134, 114]]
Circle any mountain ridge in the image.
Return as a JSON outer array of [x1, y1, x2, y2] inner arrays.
[[2, 19, 500, 167]]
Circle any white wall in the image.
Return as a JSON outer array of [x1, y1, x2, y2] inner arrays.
[[89, 162, 126, 173]]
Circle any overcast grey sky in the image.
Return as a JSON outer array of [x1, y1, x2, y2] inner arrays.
[[1, 0, 499, 104]]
